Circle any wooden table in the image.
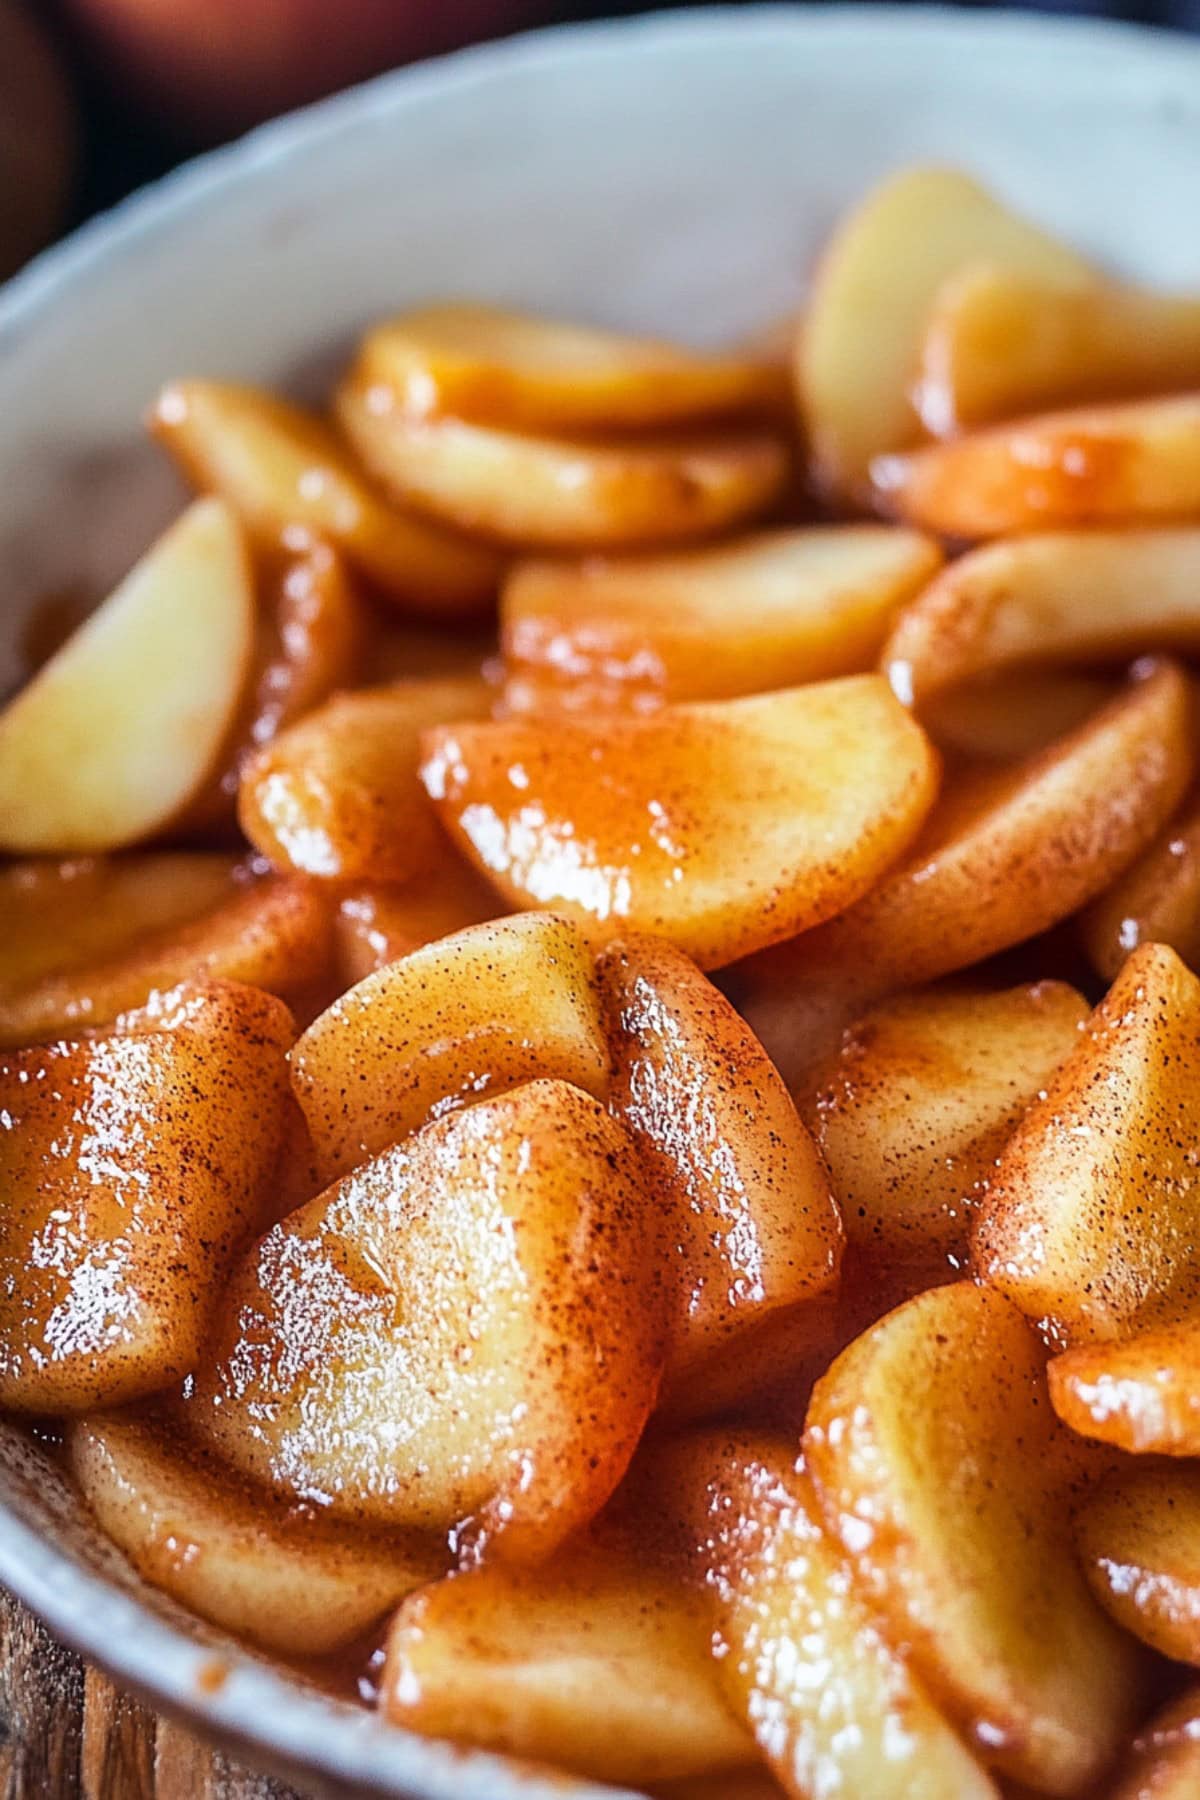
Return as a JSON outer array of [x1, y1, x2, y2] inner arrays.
[[0, 1588, 312, 1800]]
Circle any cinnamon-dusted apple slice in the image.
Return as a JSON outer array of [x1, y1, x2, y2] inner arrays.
[[501, 526, 942, 711], [354, 303, 786, 433], [0, 980, 293, 1413], [649, 1430, 998, 1800], [337, 375, 788, 552], [1081, 787, 1200, 980], [798, 166, 1090, 499], [1106, 1686, 1200, 1800], [0, 498, 254, 854], [421, 675, 938, 969], [1049, 1322, 1200, 1455], [798, 982, 1088, 1275], [739, 660, 1192, 1087], [873, 394, 1200, 538], [238, 674, 490, 882], [293, 913, 609, 1184], [883, 528, 1200, 706], [150, 380, 502, 617], [188, 1080, 666, 1557], [923, 670, 1117, 764], [804, 1283, 1147, 1794], [973, 943, 1200, 1346], [1073, 1464, 1200, 1665], [597, 934, 842, 1397], [381, 1537, 755, 1786], [334, 855, 504, 987], [69, 1411, 444, 1657]]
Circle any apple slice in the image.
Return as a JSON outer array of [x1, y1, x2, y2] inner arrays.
[[597, 933, 842, 1396], [336, 374, 788, 551], [353, 303, 786, 433], [738, 660, 1193, 1088], [292, 913, 609, 1184], [914, 263, 1200, 435], [923, 671, 1118, 765], [798, 165, 1090, 499], [973, 943, 1200, 1347], [1106, 1686, 1200, 1800], [873, 394, 1200, 538], [69, 1411, 444, 1657], [188, 1080, 666, 1557], [1049, 1322, 1200, 1455], [501, 526, 942, 711], [883, 528, 1200, 706], [1081, 787, 1200, 980], [238, 674, 490, 882], [804, 1283, 1148, 1793], [798, 982, 1088, 1276], [334, 857, 504, 987], [420, 675, 938, 969], [1074, 1463, 1200, 1665], [0, 498, 254, 854], [0, 980, 293, 1412], [150, 380, 502, 617], [380, 1537, 755, 1786]]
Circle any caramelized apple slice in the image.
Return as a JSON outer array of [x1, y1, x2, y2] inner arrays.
[[1081, 787, 1200, 979], [923, 671, 1117, 765], [381, 1538, 755, 1786], [70, 1411, 443, 1656], [650, 1430, 998, 1800], [0, 980, 293, 1412], [597, 934, 841, 1394], [337, 375, 788, 551], [150, 380, 502, 617], [293, 913, 609, 1184], [501, 527, 942, 711], [974, 943, 1200, 1346], [189, 1080, 666, 1556], [873, 394, 1200, 537], [914, 263, 1200, 435], [1106, 1686, 1200, 1800], [1049, 1322, 1200, 1455], [739, 660, 1192, 1088], [804, 1283, 1147, 1793], [421, 676, 938, 969], [0, 498, 254, 854], [798, 166, 1090, 498], [334, 857, 504, 987], [238, 675, 490, 882], [798, 982, 1087, 1275], [884, 529, 1200, 706], [354, 304, 785, 432], [1074, 1464, 1200, 1665]]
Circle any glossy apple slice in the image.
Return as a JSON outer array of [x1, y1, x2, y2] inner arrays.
[[334, 855, 504, 987], [1080, 786, 1200, 980], [1106, 1687, 1200, 1800], [1074, 1463, 1200, 1665], [1049, 1322, 1200, 1455], [922, 670, 1117, 765], [421, 675, 938, 969], [0, 498, 254, 853]]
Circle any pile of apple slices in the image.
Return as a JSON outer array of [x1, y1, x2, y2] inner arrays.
[[8, 160, 1200, 1799]]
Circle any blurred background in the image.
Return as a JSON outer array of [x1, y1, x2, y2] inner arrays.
[[2, 0, 1195, 286]]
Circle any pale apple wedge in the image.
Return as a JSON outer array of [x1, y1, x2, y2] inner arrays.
[[238, 675, 490, 882], [1074, 1464, 1200, 1665], [798, 982, 1088, 1275], [0, 498, 254, 854], [804, 1283, 1148, 1794], [501, 526, 942, 711], [0, 980, 293, 1412], [1050, 1323, 1200, 1455], [420, 675, 938, 969], [150, 380, 502, 617], [884, 528, 1200, 706], [188, 1080, 666, 1557], [354, 303, 786, 433], [69, 1411, 444, 1657], [293, 913, 609, 1184], [973, 943, 1200, 1346], [597, 934, 842, 1394], [923, 671, 1118, 764], [798, 165, 1090, 499], [334, 858, 505, 988], [336, 374, 788, 552], [738, 660, 1192, 1088], [381, 1538, 755, 1786], [1105, 1686, 1200, 1800], [647, 1431, 999, 1800], [1081, 787, 1200, 980], [914, 263, 1200, 436], [873, 394, 1200, 537]]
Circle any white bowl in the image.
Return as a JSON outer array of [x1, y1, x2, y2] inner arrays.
[[1, 7, 1199, 1794]]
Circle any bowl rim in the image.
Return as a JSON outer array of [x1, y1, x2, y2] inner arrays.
[[3, 5, 1200, 1795]]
